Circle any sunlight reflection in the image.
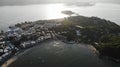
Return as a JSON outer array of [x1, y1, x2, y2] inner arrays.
[[44, 4, 68, 19]]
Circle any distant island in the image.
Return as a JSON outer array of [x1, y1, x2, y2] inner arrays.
[[66, 2, 95, 7], [0, 15, 120, 65]]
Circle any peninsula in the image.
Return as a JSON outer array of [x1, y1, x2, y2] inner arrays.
[[0, 15, 120, 66]]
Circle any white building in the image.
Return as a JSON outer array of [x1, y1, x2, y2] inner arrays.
[[43, 22, 62, 28]]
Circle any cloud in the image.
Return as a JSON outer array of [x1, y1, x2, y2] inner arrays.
[[66, 2, 95, 7], [95, 0, 120, 4], [0, 0, 119, 6]]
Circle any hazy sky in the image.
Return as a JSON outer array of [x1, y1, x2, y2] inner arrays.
[[96, 0, 120, 3], [0, 0, 120, 6]]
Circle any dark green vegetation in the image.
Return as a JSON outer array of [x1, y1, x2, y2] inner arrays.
[[48, 16, 120, 60], [96, 35, 120, 59]]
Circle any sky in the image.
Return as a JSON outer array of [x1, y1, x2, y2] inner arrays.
[[96, 0, 120, 4], [0, 0, 120, 6]]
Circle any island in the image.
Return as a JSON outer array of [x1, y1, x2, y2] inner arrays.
[[0, 15, 120, 66]]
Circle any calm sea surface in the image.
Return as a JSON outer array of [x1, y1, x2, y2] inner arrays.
[[2, 40, 120, 67], [0, 3, 120, 31]]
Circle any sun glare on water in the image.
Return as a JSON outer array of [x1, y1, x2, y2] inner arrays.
[[43, 4, 69, 19]]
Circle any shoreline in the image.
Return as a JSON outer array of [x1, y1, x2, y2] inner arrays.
[[1, 40, 120, 67], [1, 39, 53, 67], [1, 39, 100, 67]]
